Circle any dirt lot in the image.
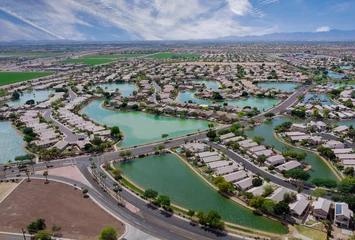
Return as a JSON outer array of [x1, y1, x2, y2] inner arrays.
[[0, 179, 124, 240], [0, 181, 19, 202]]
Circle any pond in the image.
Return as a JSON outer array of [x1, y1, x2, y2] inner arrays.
[[257, 83, 300, 92], [177, 92, 279, 112], [115, 154, 288, 234], [0, 122, 27, 164], [340, 65, 352, 70], [81, 100, 209, 147], [6, 90, 54, 106], [328, 71, 345, 79], [244, 116, 339, 181], [302, 93, 334, 105], [92, 83, 137, 97]]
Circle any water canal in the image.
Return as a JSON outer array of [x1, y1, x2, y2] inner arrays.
[[302, 93, 334, 105], [92, 83, 137, 97], [177, 92, 280, 112], [257, 83, 300, 92], [244, 116, 339, 181], [6, 90, 54, 106], [81, 100, 209, 147], [115, 154, 288, 234], [0, 122, 27, 164]]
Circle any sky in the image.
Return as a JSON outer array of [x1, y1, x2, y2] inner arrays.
[[0, 0, 354, 41]]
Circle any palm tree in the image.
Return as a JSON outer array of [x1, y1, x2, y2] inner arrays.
[[25, 169, 31, 182], [43, 171, 49, 184]]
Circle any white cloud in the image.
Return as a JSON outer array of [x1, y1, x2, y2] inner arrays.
[[316, 26, 330, 32], [0, 0, 275, 41], [257, 0, 278, 6], [226, 0, 252, 16]]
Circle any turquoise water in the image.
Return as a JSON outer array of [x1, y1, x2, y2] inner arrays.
[[302, 93, 334, 105], [6, 90, 54, 106], [177, 92, 279, 111], [0, 122, 27, 163], [244, 117, 339, 181], [81, 100, 209, 147], [340, 65, 352, 70], [257, 83, 300, 91], [116, 154, 288, 234], [328, 71, 345, 79], [93, 83, 137, 97]]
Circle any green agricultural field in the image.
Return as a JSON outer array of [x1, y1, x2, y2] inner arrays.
[[145, 52, 201, 59], [0, 72, 54, 86], [59, 58, 114, 65], [82, 54, 146, 59]]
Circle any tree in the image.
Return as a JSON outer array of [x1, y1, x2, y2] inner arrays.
[[144, 189, 158, 200], [112, 168, 122, 180], [206, 210, 224, 230], [252, 178, 263, 187], [264, 112, 275, 119], [206, 130, 217, 140], [256, 155, 267, 166], [161, 133, 169, 140], [25, 168, 31, 182], [312, 189, 327, 198], [43, 171, 49, 183], [26, 99, 35, 105], [99, 226, 118, 240], [262, 185, 274, 197], [187, 209, 195, 219], [92, 136, 103, 146], [274, 201, 290, 215], [253, 136, 264, 145], [110, 126, 120, 136], [27, 218, 46, 234], [217, 181, 232, 192], [197, 211, 207, 225], [82, 188, 89, 198], [344, 167, 354, 176], [11, 91, 20, 100], [286, 169, 310, 182], [34, 230, 52, 240], [157, 195, 170, 207], [283, 192, 297, 203]]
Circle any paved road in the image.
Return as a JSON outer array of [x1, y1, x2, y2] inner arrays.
[[5, 165, 240, 240], [207, 142, 313, 196], [1, 84, 311, 239], [68, 88, 77, 100], [151, 81, 161, 104], [43, 109, 86, 142]]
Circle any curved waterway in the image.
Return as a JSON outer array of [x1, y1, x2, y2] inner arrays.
[[81, 100, 209, 147], [257, 83, 300, 92], [0, 122, 27, 163], [6, 90, 54, 106], [302, 93, 334, 105], [92, 83, 137, 97], [115, 154, 288, 234], [244, 117, 339, 181], [177, 92, 280, 112]]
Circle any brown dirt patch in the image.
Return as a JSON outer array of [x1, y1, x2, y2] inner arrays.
[[0, 179, 124, 240], [0, 181, 19, 202]]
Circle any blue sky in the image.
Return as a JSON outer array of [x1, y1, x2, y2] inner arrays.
[[0, 0, 354, 41]]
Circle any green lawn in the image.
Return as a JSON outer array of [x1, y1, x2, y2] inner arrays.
[[0, 72, 54, 86], [145, 52, 202, 59], [59, 58, 114, 65], [295, 225, 326, 240], [82, 54, 146, 59]]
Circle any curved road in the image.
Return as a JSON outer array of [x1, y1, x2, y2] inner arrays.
[[3, 84, 312, 239]]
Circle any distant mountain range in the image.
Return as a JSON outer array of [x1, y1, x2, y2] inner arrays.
[[213, 29, 355, 42]]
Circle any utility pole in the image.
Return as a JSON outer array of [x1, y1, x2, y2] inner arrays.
[[21, 228, 27, 240]]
